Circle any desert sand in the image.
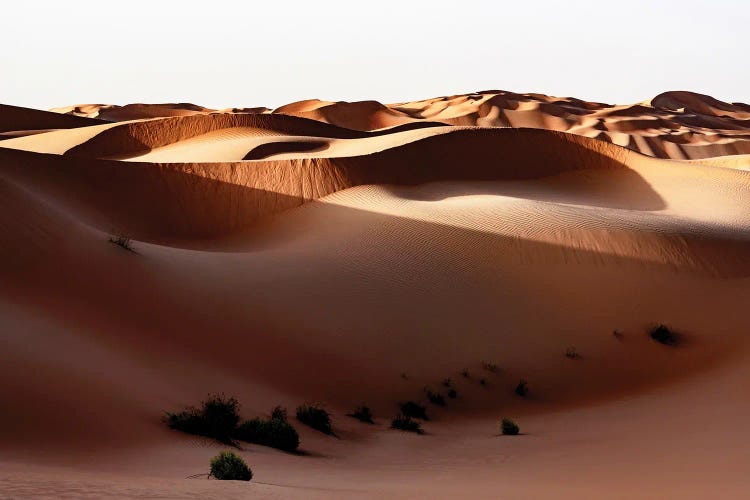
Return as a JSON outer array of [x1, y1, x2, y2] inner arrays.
[[1, 90, 750, 498]]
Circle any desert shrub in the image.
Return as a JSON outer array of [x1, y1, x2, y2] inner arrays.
[[347, 406, 374, 424], [391, 415, 423, 434], [399, 401, 428, 420], [270, 406, 288, 422], [613, 329, 624, 340], [565, 346, 581, 359], [296, 404, 333, 435], [442, 378, 452, 388], [482, 361, 498, 373], [501, 418, 519, 436], [479, 378, 487, 387], [460, 369, 469, 378], [515, 379, 528, 397], [166, 393, 240, 443], [447, 388, 457, 399], [210, 451, 252, 481], [650, 324, 678, 345], [425, 389, 446, 407], [108, 233, 133, 251], [235, 417, 300, 452]]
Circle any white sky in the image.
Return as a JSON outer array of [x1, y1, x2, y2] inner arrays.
[[1, 0, 746, 110]]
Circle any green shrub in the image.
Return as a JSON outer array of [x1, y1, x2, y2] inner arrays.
[[108, 233, 133, 251], [515, 380, 528, 397], [296, 404, 333, 435], [501, 418, 519, 436], [270, 406, 288, 422], [650, 324, 678, 345], [391, 415, 423, 434], [347, 406, 374, 424], [166, 393, 240, 443], [425, 389, 445, 407], [399, 401, 428, 420], [235, 417, 300, 452], [210, 451, 252, 481], [565, 346, 581, 359]]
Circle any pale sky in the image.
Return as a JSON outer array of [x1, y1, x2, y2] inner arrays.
[[1, 0, 746, 110]]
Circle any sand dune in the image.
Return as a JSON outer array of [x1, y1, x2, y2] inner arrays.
[[2, 92, 750, 498]]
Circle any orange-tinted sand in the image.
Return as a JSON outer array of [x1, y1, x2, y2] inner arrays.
[[1, 90, 750, 498]]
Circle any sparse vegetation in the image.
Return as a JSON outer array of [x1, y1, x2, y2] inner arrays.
[[235, 415, 300, 452], [479, 378, 487, 387], [347, 405, 374, 424], [442, 378, 452, 388], [425, 389, 446, 407], [165, 393, 240, 443], [209, 451, 252, 481], [296, 404, 333, 435], [399, 401, 429, 420], [447, 388, 457, 399], [108, 233, 133, 252], [482, 361, 498, 373], [501, 418, 520, 436], [391, 415, 424, 434], [515, 379, 528, 397], [565, 346, 581, 359], [270, 405, 288, 422], [650, 324, 678, 346], [460, 369, 469, 378]]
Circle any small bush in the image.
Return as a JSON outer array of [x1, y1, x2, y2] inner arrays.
[[391, 415, 423, 434], [515, 379, 528, 397], [613, 329, 624, 340], [166, 393, 240, 443], [109, 233, 133, 251], [447, 388, 457, 399], [425, 389, 446, 407], [479, 378, 487, 387], [296, 404, 333, 435], [482, 361, 498, 373], [399, 401, 428, 420], [210, 451, 252, 481], [565, 346, 581, 359], [650, 324, 678, 345], [270, 406, 288, 422], [501, 418, 519, 436], [235, 417, 300, 452], [460, 369, 469, 378], [442, 378, 452, 388], [347, 406, 374, 424]]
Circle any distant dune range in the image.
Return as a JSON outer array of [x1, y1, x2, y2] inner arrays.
[[1, 90, 750, 498]]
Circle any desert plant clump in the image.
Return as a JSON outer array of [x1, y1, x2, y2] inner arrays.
[[565, 346, 581, 359], [347, 405, 374, 424], [613, 329, 624, 340], [515, 379, 528, 397], [165, 393, 240, 443], [270, 405, 288, 422], [460, 369, 469, 378], [425, 389, 446, 407], [479, 378, 488, 387], [391, 414, 424, 434], [482, 361, 498, 373], [296, 404, 333, 435], [108, 233, 134, 252], [447, 388, 457, 399], [235, 416, 300, 452], [442, 378, 452, 388], [650, 324, 678, 346], [399, 401, 429, 420], [500, 418, 520, 436], [209, 451, 252, 481]]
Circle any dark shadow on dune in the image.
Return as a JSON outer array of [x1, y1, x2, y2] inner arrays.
[[243, 140, 330, 160]]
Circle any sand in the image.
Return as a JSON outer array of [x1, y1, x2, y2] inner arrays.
[[1, 91, 750, 498]]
